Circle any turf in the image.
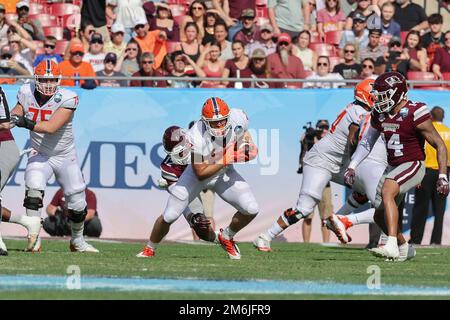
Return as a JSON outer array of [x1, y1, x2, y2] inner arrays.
[[1, 238, 450, 299]]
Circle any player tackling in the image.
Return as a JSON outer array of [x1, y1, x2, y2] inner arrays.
[[9, 60, 98, 253], [344, 71, 449, 260]]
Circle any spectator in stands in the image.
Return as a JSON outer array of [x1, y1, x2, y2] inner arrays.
[[107, 0, 147, 42], [268, 0, 307, 39], [59, 42, 97, 89], [104, 23, 126, 60], [293, 30, 318, 71], [267, 33, 305, 88], [317, 0, 345, 41], [302, 0, 316, 31], [394, 0, 427, 32], [133, 17, 167, 70], [333, 42, 361, 80], [380, 1, 400, 47], [175, 22, 203, 63], [245, 24, 277, 58], [96, 52, 127, 87], [432, 31, 450, 80], [345, 0, 375, 30], [167, 51, 205, 88], [44, 188, 102, 238], [158, 53, 174, 76], [359, 57, 377, 79], [339, 12, 368, 54], [233, 9, 260, 47], [181, 1, 207, 42], [117, 39, 141, 77], [410, 106, 450, 246], [375, 36, 414, 77], [212, 0, 256, 29], [202, 11, 218, 45], [0, 4, 8, 47], [82, 0, 110, 42], [33, 36, 63, 67], [130, 52, 167, 87], [422, 14, 445, 64], [83, 32, 106, 73], [8, 31, 34, 74], [214, 21, 233, 61], [16, 1, 44, 40], [147, 2, 180, 42], [222, 40, 251, 88], [197, 41, 226, 88], [65, 21, 95, 60], [304, 55, 345, 88], [0, 43, 30, 84], [359, 29, 386, 62], [248, 48, 272, 88], [403, 30, 427, 72]]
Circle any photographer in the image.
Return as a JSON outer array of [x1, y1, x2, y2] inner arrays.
[[374, 36, 420, 77], [0, 44, 29, 84], [298, 120, 333, 243]]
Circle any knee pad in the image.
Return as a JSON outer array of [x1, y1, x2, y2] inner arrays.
[[168, 184, 189, 202], [281, 208, 307, 226], [23, 189, 44, 211], [67, 207, 87, 223], [241, 201, 259, 216], [66, 191, 87, 212]]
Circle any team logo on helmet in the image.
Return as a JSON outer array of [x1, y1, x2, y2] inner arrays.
[[385, 75, 403, 87]]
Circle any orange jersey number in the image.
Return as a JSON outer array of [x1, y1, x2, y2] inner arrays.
[[28, 107, 53, 122]]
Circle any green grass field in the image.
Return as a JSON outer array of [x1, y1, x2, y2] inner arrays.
[[1, 238, 450, 299]]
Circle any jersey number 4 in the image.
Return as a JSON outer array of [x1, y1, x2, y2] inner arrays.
[[384, 133, 404, 157], [28, 107, 52, 122]]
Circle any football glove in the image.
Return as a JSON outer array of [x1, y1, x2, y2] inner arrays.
[[436, 175, 449, 198], [10, 115, 36, 131], [344, 168, 356, 188]]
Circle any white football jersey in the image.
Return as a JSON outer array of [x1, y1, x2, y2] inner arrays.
[[17, 82, 78, 156], [359, 114, 388, 166], [304, 102, 369, 173], [187, 108, 249, 163]]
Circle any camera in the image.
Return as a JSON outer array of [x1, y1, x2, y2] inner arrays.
[[388, 51, 401, 63], [0, 60, 9, 68]]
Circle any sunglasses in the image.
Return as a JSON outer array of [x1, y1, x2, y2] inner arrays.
[[1, 54, 11, 59], [363, 64, 374, 69], [126, 47, 138, 51], [71, 51, 84, 56], [192, 6, 204, 10], [344, 49, 355, 53], [354, 20, 365, 24], [91, 40, 104, 44], [105, 59, 116, 64], [9, 41, 19, 44], [175, 58, 185, 62], [142, 60, 154, 64], [135, 24, 145, 29], [279, 41, 289, 46], [317, 62, 328, 66], [390, 42, 401, 47], [44, 44, 55, 49]]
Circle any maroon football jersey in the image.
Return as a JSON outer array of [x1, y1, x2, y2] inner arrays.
[[371, 101, 431, 166], [160, 155, 187, 182]]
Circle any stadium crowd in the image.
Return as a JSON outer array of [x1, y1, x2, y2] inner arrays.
[[0, 0, 448, 88]]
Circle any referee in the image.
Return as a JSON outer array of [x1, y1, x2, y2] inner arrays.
[[410, 106, 450, 245]]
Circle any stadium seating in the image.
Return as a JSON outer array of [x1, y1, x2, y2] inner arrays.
[[324, 31, 344, 47], [30, 14, 58, 27], [49, 3, 81, 16], [166, 41, 180, 53], [308, 43, 338, 57], [62, 13, 81, 29], [43, 26, 64, 40], [328, 56, 341, 71], [407, 71, 438, 89], [55, 40, 69, 56], [400, 31, 408, 45], [29, 2, 45, 15], [173, 15, 186, 26], [310, 31, 322, 43], [170, 4, 186, 16]]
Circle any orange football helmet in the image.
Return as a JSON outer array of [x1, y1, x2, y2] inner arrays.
[[354, 78, 375, 109], [34, 60, 61, 96], [201, 97, 231, 137]]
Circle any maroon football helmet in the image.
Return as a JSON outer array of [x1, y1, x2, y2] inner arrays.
[[162, 126, 191, 165], [372, 71, 408, 113]]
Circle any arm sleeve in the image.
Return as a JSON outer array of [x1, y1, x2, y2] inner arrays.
[[348, 125, 380, 169]]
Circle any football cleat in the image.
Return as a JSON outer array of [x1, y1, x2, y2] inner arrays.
[[0, 238, 7, 256], [369, 243, 399, 261], [136, 246, 155, 258], [70, 238, 99, 253], [325, 214, 352, 244], [398, 243, 416, 262], [336, 214, 353, 230], [24, 216, 43, 252], [218, 228, 241, 260], [253, 233, 272, 252]]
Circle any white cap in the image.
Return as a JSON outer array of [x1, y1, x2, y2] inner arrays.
[[111, 23, 125, 34], [16, 1, 29, 9], [134, 17, 148, 27]]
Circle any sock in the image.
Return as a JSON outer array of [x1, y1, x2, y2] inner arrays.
[[26, 208, 41, 217], [222, 226, 236, 240], [9, 211, 33, 227], [71, 221, 84, 239], [266, 221, 284, 240], [347, 208, 375, 226], [146, 241, 158, 250], [379, 232, 388, 245]]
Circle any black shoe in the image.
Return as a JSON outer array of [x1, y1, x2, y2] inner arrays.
[[365, 242, 377, 249]]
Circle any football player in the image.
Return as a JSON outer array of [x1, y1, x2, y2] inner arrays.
[[0, 87, 42, 255], [137, 97, 259, 259], [9, 60, 98, 253], [345, 71, 449, 260], [253, 79, 375, 251]]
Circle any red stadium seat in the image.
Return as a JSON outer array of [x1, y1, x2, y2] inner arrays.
[[173, 15, 186, 26], [49, 3, 81, 16], [400, 31, 408, 46], [170, 4, 186, 16], [54, 40, 69, 55], [324, 30, 344, 46], [43, 26, 64, 40], [30, 14, 58, 27], [166, 41, 180, 53], [309, 43, 337, 56], [310, 31, 322, 43], [62, 13, 81, 29], [255, 7, 268, 18], [407, 71, 436, 88], [29, 2, 46, 15], [329, 56, 341, 70], [255, 17, 270, 26], [256, 0, 268, 6]]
